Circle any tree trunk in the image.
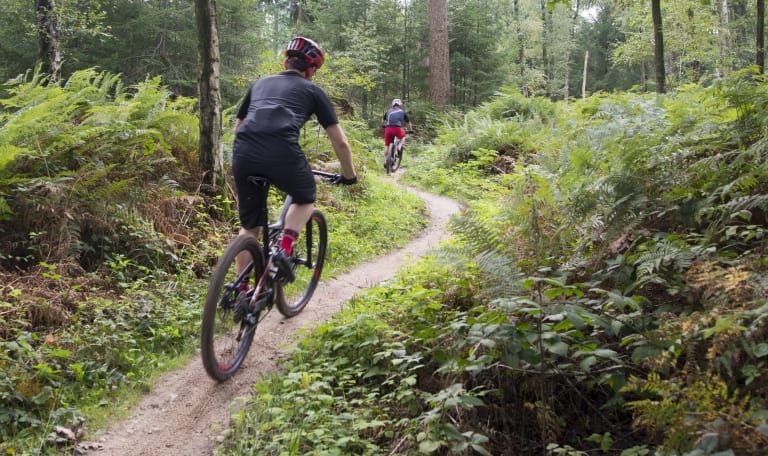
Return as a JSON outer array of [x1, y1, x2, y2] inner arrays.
[[566, 0, 582, 100], [514, 0, 528, 97], [582, 51, 589, 99], [428, 0, 450, 106], [35, 0, 61, 82], [651, 0, 666, 93], [719, 0, 731, 76], [758, 0, 765, 73], [541, 0, 550, 97], [195, 0, 224, 191]]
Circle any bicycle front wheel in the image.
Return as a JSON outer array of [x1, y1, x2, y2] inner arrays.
[[201, 234, 265, 382], [275, 210, 328, 317]]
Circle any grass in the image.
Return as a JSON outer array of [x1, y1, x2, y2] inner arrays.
[[0, 168, 429, 455]]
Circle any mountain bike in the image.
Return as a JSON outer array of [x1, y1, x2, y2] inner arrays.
[[200, 170, 337, 382], [385, 130, 413, 175]]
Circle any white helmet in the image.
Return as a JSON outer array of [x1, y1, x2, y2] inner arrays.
[[391, 98, 402, 106]]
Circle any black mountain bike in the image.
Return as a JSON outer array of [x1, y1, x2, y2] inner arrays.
[[200, 170, 337, 382]]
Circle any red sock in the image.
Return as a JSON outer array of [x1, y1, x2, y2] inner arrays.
[[279, 229, 299, 255]]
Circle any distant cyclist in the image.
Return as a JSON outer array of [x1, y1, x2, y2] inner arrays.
[[232, 37, 358, 282], [380, 98, 413, 169]]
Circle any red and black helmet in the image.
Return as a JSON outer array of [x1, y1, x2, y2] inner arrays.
[[285, 36, 325, 70]]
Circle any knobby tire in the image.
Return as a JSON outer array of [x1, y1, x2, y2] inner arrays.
[[201, 234, 265, 382], [275, 210, 328, 317], [391, 142, 402, 172]]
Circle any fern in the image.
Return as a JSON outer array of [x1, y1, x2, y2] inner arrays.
[[628, 235, 701, 293], [0, 69, 198, 273]]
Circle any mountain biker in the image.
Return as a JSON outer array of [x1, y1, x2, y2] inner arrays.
[[381, 98, 413, 169], [232, 36, 358, 282]]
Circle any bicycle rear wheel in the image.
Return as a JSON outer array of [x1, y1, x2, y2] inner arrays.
[[201, 234, 265, 381], [386, 143, 395, 175], [391, 143, 402, 172], [275, 210, 328, 317]]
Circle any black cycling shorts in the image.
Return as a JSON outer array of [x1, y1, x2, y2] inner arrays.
[[232, 154, 316, 229]]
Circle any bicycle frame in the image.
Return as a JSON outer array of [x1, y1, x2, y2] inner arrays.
[[201, 169, 334, 381], [253, 170, 336, 311]]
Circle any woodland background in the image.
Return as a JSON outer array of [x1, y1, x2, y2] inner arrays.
[[2, 0, 768, 455], [7, 0, 767, 113]]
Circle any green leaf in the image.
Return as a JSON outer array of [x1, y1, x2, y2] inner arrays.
[[631, 345, 661, 363], [546, 341, 569, 356], [442, 423, 464, 440], [753, 343, 768, 358], [461, 395, 485, 407], [46, 350, 73, 358], [419, 439, 442, 452], [593, 348, 620, 360], [580, 355, 598, 371]]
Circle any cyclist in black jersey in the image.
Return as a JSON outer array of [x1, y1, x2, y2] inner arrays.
[[232, 37, 358, 281]]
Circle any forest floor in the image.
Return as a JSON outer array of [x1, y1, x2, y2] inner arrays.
[[79, 173, 461, 456]]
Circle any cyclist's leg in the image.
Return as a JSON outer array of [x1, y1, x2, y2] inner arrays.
[[383, 132, 389, 159], [270, 159, 317, 255], [383, 128, 395, 166], [232, 157, 269, 280], [236, 226, 262, 282], [283, 203, 315, 251], [395, 128, 406, 153]]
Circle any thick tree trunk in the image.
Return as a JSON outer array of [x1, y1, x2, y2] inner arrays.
[[758, 0, 765, 73], [195, 0, 224, 191], [651, 0, 666, 93], [428, 0, 450, 106], [35, 0, 61, 81]]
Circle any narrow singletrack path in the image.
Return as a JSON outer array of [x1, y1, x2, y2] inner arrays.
[[82, 179, 461, 456]]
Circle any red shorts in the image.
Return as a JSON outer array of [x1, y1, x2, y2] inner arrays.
[[384, 126, 406, 146]]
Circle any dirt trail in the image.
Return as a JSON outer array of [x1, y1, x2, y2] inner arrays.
[[81, 178, 461, 456]]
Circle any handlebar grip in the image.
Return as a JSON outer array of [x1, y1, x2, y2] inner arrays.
[[312, 169, 357, 185], [333, 174, 358, 185]]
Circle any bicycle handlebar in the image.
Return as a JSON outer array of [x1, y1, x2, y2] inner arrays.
[[312, 170, 339, 180], [312, 169, 358, 185]]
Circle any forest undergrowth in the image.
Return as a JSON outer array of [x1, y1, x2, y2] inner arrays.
[[0, 69, 426, 455], [2, 67, 768, 455], [222, 72, 768, 455]]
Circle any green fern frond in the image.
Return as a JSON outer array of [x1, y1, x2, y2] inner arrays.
[[719, 194, 768, 214], [0, 69, 195, 270], [450, 201, 504, 256], [630, 236, 700, 291]]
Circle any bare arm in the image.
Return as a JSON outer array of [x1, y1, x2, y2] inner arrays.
[[234, 118, 242, 133], [325, 123, 357, 179]]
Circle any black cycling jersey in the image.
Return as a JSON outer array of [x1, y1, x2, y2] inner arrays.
[[232, 71, 339, 229], [235, 71, 338, 150]]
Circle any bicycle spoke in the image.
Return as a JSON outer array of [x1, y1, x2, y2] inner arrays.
[[276, 210, 327, 317]]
